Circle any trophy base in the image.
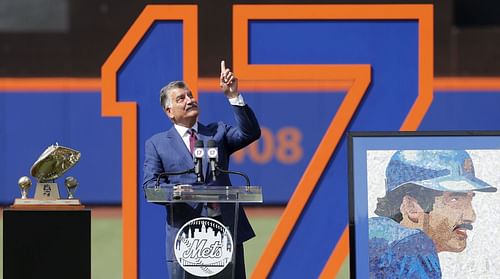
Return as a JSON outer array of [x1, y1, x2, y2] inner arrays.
[[11, 198, 83, 210]]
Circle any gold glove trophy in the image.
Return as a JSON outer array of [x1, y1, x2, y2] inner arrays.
[[13, 144, 82, 207]]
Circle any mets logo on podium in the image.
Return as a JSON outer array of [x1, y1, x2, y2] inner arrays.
[[174, 217, 234, 277]]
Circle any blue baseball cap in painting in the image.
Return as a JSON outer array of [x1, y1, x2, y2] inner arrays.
[[385, 150, 497, 193]]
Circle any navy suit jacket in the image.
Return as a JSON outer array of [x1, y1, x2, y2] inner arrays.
[[143, 104, 261, 244]]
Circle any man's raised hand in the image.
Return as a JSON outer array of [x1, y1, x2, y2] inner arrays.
[[220, 60, 239, 98]]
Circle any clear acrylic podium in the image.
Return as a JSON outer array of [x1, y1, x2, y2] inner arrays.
[[144, 184, 263, 279]]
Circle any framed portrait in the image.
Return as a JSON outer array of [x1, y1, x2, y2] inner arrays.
[[348, 131, 500, 278]]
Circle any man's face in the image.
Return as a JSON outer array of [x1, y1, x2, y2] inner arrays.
[[424, 191, 476, 253], [165, 87, 199, 127]]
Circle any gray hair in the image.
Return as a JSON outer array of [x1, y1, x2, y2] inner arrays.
[[159, 81, 188, 109]]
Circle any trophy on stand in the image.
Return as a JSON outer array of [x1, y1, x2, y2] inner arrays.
[[13, 143, 83, 207]]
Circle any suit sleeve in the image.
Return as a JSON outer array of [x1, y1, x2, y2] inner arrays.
[[143, 138, 166, 189], [225, 104, 261, 154], [143, 136, 201, 216]]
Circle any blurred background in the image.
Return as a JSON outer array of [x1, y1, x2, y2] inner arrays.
[[1, 0, 500, 278], [1, 0, 500, 77]]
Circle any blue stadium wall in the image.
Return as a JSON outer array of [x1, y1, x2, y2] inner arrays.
[[2, 86, 498, 205]]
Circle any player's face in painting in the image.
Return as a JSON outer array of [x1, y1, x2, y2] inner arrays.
[[424, 191, 476, 253]]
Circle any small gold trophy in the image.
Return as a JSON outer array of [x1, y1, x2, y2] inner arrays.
[[13, 143, 82, 207], [64, 176, 79, 199], [18, 176, 32, 199]]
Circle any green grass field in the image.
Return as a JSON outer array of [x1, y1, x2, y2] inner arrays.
[[246, 211, 349, 278], [245, 214, 281, 277], [1, 208, 349, 278]]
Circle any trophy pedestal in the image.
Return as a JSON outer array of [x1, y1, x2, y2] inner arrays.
[[11, 199, 84, 210], [34, 182, 60, 199], [2, 208, 91, 279]]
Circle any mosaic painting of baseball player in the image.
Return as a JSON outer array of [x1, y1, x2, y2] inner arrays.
[[367, 150, 497, 278]]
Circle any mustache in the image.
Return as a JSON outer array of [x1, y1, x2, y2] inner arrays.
[[186, 102, 198, 110], [454, 223, 473, 231]]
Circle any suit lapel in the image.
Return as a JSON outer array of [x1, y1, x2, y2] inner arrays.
[[166, 127, 193, 168]]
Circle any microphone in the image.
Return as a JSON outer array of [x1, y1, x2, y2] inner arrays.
[[193, 140, 205, 183], [207, 139, 218, 181]]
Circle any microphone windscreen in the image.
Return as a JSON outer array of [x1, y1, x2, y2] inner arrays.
[[207, 139, 216, 148], [195, 140, 204, 148]]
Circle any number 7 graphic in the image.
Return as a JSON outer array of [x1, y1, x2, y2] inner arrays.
[[232, 5, 432, 278]]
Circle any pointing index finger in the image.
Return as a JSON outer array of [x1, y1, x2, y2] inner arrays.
[[220, 60, 226, 73]]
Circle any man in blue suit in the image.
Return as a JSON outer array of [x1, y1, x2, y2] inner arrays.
[[143, 61, 261, 278]]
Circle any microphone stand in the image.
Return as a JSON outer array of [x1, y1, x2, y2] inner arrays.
[[154, 168, 195, 190], [215, 166, 251, 189]]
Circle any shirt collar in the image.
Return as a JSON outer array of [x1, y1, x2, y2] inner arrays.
[[174, 122, 198, 137]]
